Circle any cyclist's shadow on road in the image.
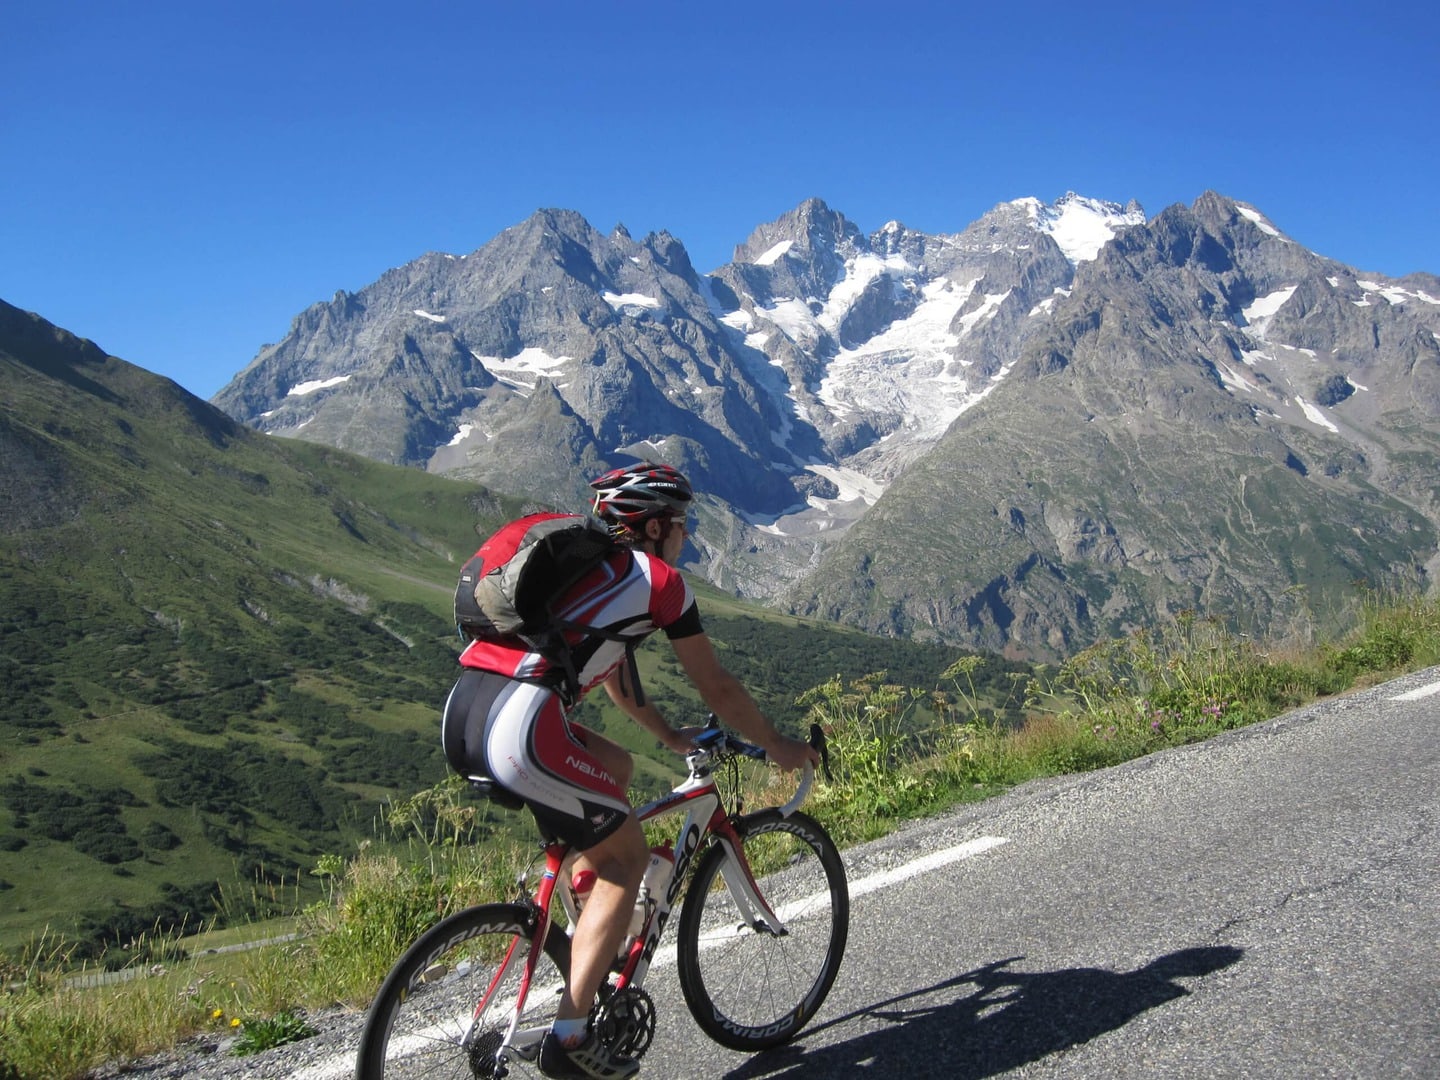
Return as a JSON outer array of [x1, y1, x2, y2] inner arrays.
[[723, 946, 1244, 1080]]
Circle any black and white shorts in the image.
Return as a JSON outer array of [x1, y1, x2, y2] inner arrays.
[[440, 669, 630, 850]]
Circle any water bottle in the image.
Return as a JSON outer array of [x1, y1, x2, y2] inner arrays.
[[643, 842, 676, 900], [621, 843, 675, 942]]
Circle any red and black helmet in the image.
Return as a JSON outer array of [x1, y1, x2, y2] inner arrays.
[[589, 461, 693, 527]]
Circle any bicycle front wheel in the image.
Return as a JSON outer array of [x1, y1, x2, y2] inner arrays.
[[676, 808, 848, 1051], [355, 902, 570, 1079]]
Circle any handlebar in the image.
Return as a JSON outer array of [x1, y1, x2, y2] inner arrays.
[[690, 716, 831, 818]]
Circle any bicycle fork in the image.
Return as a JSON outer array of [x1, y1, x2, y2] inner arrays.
[[708, 818, 787, 938]]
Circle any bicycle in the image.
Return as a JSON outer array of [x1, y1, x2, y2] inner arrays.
[[355, 720, 848, 1078]]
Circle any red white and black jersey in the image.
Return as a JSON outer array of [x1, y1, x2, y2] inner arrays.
[[458, 547, 701, 701]]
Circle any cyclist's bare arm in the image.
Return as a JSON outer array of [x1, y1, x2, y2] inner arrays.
[[602, 670, 702, 756], [668, 632, 819, 773]]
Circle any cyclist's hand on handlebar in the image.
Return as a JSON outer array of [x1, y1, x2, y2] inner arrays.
[[766, 733, 821, 774], [666, 725, 710, 754]]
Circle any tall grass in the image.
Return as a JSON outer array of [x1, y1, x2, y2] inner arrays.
[[805, 598, 1440, 845], [4, 594, 1439, 1079]]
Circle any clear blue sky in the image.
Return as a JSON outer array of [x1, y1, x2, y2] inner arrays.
[[3, 1, 1436, 399]]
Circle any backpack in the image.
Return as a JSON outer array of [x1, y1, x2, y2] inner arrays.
[[454, 513, 646, 705]]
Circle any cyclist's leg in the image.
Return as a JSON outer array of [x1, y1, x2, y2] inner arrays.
[[569, 722, 635, 791], [450, 679, 647, 1062], [562, 721, 636, 913], [557, 811, 647, 1023]]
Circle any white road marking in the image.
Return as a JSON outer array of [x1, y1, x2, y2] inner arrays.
[[847, 836, 1011, 900], [1390, 680, 1440, 702]]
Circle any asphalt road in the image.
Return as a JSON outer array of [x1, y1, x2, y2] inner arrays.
[[117, 665, 1440, 1079]]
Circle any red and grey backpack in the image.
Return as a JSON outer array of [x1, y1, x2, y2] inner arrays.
[[454, 513, 645, 704]]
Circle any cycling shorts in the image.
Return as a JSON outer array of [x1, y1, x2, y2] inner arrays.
[[440, 668, 630, 851]]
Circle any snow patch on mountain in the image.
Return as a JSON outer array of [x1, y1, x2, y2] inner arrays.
[[1295, 396, 1339, 433], [602, 291, 663, 312], [815, 276, 970, 428], [808, 463, 885, 504], [1029, 287, 1070, 317], [1242, 285, 1297, 328], [749, 462, 883, 537], [1215, 358, 1261, 394], [956, 290, 1011, 336], [1237, 205, 1282, 238], [755, 240, 793, 266], [1013, 193, 1145, 263], [816, 253, 912, 333], [288, 375, 351, 396], [717, 307, 775, 353], [471, 346, 572, 391], [761, 297, 825, 346], [1356, 280, 1439, 306]]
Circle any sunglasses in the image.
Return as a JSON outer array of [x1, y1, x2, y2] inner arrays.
[[667, 513, 696, 536]]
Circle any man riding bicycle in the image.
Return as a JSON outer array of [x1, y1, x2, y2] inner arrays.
[[440, 461, 818, 1079]]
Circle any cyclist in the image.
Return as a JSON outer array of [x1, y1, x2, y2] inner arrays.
[[441, 461, 819, 1080]]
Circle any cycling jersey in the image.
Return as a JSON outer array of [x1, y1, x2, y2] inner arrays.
[[442, 546, 703, 849], [458, 547, 700, 695]]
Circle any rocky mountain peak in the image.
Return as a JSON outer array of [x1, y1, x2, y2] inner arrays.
[[641, 229, 698, 286]]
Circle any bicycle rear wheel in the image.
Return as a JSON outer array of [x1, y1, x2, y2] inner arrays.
[[355, 902, 570, 1079], [676, 809, 848, 1051]]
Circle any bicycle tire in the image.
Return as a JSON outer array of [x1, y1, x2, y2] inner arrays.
[[355, 901, 571, 1080], [676, 808, 848, 1051]]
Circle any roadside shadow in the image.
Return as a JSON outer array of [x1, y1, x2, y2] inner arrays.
[[723, 946, 1244, 1080]]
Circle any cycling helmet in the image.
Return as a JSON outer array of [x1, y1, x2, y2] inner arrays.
[[589, 461, 693, 527]]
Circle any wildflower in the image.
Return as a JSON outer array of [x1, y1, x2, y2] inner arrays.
[[212, 1009, 224, 1021], [231, 1018, 242, 1029]]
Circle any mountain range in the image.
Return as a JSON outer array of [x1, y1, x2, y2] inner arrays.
[[212, 192, 1440, 658], [4, 187, 1437, 942]]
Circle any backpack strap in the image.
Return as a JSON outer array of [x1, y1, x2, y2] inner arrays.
[[548, 618, 646, 708]]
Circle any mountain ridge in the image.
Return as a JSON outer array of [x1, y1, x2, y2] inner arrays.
[[208, 191, 1440, 658]]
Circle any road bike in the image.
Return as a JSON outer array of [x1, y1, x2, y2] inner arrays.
[[355, 721, 848, 1078]]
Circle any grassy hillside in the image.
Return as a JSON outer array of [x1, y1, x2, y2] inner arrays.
[[0, 300, 1017, 950]]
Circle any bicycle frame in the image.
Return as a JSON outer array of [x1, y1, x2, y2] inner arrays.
[[478, 735, 815, 1067]]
